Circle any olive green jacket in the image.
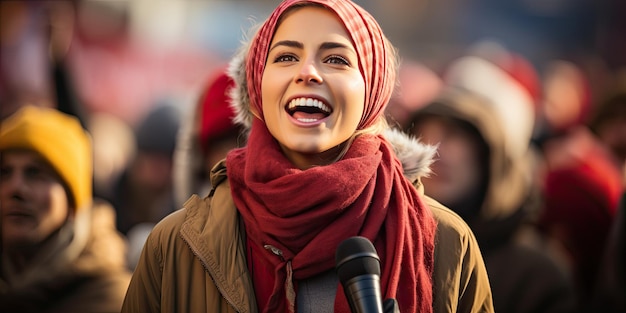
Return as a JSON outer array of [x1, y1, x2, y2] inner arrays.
[[122, 162, 493, 313]]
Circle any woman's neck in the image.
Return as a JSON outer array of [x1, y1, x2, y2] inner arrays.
[[280, 143, 347, 170]]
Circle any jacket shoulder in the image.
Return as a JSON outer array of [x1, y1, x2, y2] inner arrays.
[[424, 195, 495, 313], [149, 204, 189, 240], [426, 196, 476, 243], [122, 197, 203, 313]]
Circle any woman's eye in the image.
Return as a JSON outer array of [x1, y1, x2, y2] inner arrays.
[[325, 55, 350, 66], [274, 54, 298, 63]]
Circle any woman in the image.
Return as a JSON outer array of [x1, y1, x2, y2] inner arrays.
[[122, 1, 493, 312]]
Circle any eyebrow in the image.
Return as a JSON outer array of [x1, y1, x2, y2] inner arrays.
[[269, 40, 355, 54], [269, 40, 302, 52]]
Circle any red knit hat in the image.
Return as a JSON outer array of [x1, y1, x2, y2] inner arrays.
[[541, 148, 622, 238], [198, 67, 239, 154], [539, 135, 622, 290]]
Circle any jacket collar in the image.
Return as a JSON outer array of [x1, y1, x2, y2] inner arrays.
[[179, 170, 257, 313]]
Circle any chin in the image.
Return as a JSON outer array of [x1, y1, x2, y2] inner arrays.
[[3, 236, 37, 249], [280, 133, 332, 152], [284, 142, 328, 155]]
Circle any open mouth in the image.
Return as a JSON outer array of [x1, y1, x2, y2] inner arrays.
[[286, 97, 332, 123]]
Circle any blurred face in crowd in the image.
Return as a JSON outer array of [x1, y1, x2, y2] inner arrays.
[[411, 115, 487, 209], [541, 61, 586, 131], [1, 150, 71, 250], [204, 134, 241, 173], [261, 6, 365, 169], [130, 151, 173, 192]]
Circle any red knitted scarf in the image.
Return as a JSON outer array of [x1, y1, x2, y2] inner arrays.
[[226, 121, 437, 313]]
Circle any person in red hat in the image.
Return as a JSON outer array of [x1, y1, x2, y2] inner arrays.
[[587, 71, 626, 313], [534, 60, 624, 310], [173, 66, 246, 207]]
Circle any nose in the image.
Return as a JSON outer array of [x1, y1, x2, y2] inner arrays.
[[295, 61, 323, 84]]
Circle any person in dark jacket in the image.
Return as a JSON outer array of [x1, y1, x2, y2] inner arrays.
[[0, 105, 131, 313], [405, 43, 580, 313]]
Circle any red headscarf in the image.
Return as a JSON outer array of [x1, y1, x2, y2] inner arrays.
[[226, 1, 437, 312], [246, 0, 395, 130]]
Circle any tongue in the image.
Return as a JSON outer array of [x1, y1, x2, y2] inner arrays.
[[293, 112, 327, 120]]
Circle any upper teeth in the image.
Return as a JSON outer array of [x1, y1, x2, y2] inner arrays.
[[288, 98, 331, 113]]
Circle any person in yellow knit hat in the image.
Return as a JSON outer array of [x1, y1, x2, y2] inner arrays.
[[0, 105, 131, 312]]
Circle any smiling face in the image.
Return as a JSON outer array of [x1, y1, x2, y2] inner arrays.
[[261, 6, 366, 169], [0, 150, 71, 250]]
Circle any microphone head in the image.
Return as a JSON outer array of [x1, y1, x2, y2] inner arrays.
[[335, 236, 381, 284]]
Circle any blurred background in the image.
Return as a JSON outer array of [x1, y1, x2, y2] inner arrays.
[[3, 2, 626, 308], [2, 0, 624, 125]]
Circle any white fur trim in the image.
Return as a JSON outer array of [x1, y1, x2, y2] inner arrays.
[[383, 128, 438, 181]]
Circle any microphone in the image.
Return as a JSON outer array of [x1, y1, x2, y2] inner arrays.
[[335, 236, 384, 313]]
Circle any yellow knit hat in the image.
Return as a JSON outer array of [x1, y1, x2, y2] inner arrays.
[[0, 106, 93, 210]]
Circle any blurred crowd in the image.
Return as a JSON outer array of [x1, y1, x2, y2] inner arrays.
[[1, 1, 625, 313]]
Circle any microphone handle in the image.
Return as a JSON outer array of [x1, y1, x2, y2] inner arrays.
[[344, 274, 384, 313], [383, 298, 400, 313]]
